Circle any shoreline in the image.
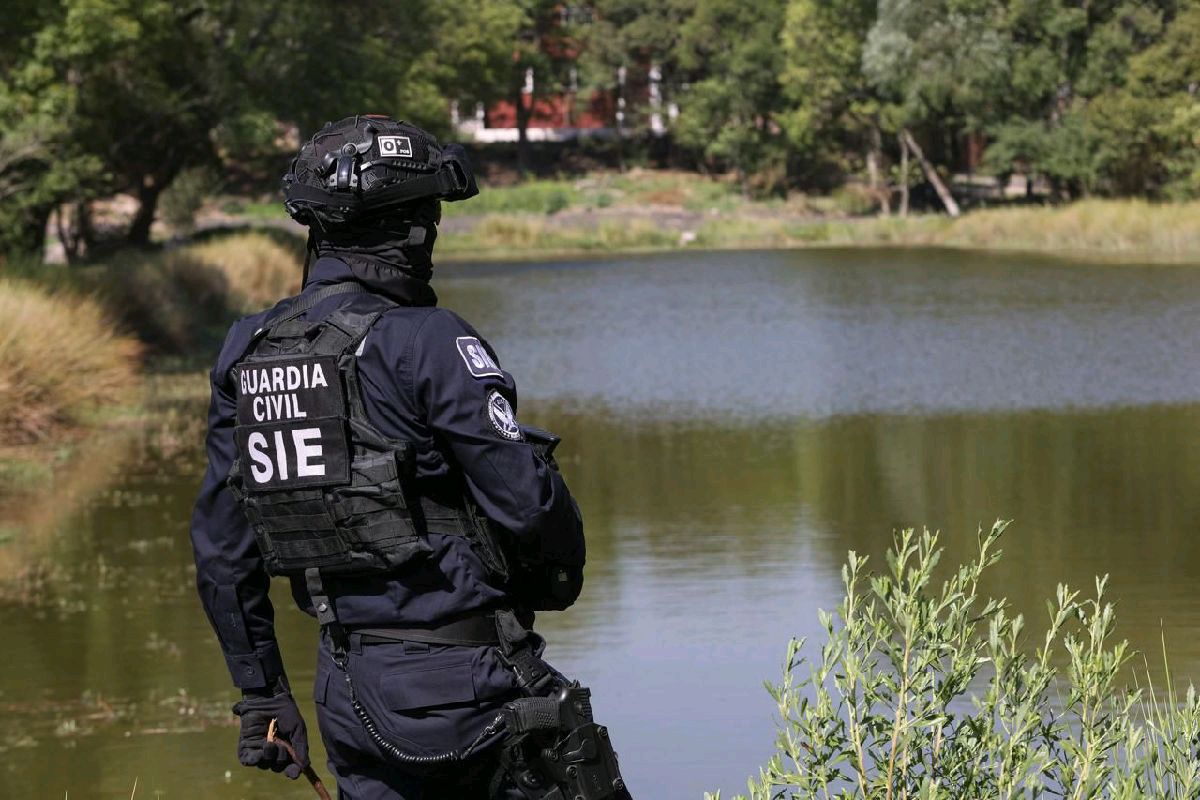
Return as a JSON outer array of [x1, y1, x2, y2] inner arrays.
[[433, 199, 1200, 265], [191, 196, 1200, 266], [436, 236, 1200, 267]]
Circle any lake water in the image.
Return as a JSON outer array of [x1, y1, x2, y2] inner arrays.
[[5, 247, 1200, 798]]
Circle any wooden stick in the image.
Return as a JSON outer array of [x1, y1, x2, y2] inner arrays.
[[268, 718, 333, 800]]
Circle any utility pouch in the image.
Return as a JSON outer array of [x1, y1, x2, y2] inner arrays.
[[500, 685, 628, 800], [463, 502, 510, 582], [508, 552, 584, 612]]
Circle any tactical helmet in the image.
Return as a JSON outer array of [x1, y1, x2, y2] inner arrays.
[[282, 115, 478, 231]]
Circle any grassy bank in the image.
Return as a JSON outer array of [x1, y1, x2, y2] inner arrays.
[[437, 197, 1200, 262], [208, 171, 1199, 260]]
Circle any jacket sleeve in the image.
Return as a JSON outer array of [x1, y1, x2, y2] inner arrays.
[[190, 329, 286, 691], [411, 310, 585, 566]]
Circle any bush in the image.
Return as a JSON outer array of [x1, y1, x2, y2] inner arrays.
[[714, 523, 1200, 800], [184, 230, 302, 309], [101, 250, 233, 354], [0, 280, 141, 441], [100, 231, 301, 355], [160, 167, 220, 233], [830, 184, 880, 217]]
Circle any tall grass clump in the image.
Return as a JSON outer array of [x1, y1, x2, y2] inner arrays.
[[183, 230, 302, 309], [102, 231, 301, 354], [0, 280, 141, 441], [940, 200, 1200, 258], [444, 179, 581, 216], [712, 522, 1200, 800], [439, 215, 678, 257]]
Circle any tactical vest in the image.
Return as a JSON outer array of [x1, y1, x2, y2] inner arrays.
[[226, 283, 503, 579]]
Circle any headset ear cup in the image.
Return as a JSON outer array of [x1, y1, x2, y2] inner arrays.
[[440, 144, 478, 201], [335, 155, 355, 190]]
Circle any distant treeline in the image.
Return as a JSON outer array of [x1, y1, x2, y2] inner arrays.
[[1, 0, 1197, 258]]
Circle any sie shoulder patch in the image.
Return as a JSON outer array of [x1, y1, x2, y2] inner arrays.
[[456, 336, 504, 379], [486, 389, 523, 441]]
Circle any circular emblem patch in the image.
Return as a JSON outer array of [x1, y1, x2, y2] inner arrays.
[[486, 390, 522, 441]]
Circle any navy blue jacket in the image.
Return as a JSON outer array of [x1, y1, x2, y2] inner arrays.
[[190, 257, 585, 690]]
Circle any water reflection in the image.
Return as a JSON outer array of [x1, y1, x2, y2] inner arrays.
[[4, 248, 1200, 798]]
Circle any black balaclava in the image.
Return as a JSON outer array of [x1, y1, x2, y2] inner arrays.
[[308, 200, 442, 307]]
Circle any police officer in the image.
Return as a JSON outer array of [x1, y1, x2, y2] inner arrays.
[[190, 115, 630, 799]]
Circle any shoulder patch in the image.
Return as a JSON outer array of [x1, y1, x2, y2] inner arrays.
[[486, 390, 523, 441], [456, 336, 504, 379]]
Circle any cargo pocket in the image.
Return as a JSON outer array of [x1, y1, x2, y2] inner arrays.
[[380, 660, 476, 712], [313, 668, 331, 705], [350, 649, 483, 756]]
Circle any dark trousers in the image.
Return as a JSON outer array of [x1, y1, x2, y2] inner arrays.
[[314, 634, 525, 799]]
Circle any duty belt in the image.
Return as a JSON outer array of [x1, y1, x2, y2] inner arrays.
[[351, 613, 501, 647], [305, 567, 558, 767]]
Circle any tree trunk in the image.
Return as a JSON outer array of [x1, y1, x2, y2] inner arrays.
[[898, 133, 910, 218], [901, 128, 960, 217], [18, 203, 54, 259], [127, 179, 163, 245], [614, 65, 627, 173], [513, 68, 533, 177], [77, 200, 96, 253], [868, 124, 888, 214], [55, 206, 76, 263], [55, 201, 95, 263], [515, 102, 530, 176]]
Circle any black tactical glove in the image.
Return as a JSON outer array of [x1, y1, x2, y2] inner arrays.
[[231, 687, 310, 780]]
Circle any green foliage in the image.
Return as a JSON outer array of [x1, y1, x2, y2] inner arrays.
[[981, 0, 1198, 198], [830, 185, 881, 216], [713, 524, 1200, 800], [97, 231, 301, 354], [4, 0, 1197, 258], [863, 0, 1010, 131], [779, 0, 877, 176], [673, 0, 790, 194], [578, 0, 694, 129], [0, 0, 531, 256], [159, 168, 220, 233], [0, 2, 105, 255]]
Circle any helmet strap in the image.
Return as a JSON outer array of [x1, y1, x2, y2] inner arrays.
[[302, 229, 317, 288]]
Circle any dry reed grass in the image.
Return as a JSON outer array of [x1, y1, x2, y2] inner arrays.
[[940, 199, 1200, 256], [183, 231, 302, 309], [439, 214, 678, 257], [100, 231, 302, 353], [0, 280, 141, 442], [438, 200, 1200, 261]]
